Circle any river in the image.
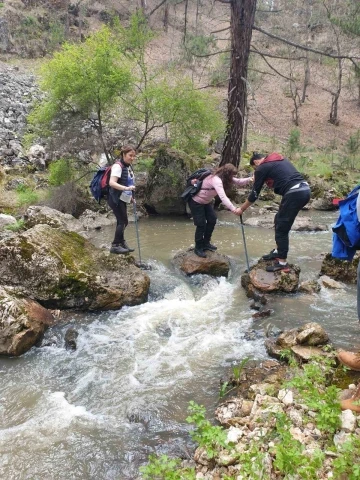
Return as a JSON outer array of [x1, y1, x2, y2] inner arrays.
[[0, 209, 359, 479]]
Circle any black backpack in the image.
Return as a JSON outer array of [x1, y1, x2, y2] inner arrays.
[[180, 168, 212, 203]]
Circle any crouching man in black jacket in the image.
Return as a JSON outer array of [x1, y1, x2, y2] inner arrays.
[[239, 152, 311, 272]]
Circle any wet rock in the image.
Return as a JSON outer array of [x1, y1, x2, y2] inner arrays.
[[320, 275, 345, 289], [298, 280, 321, 294], [297, 322, 329, 346], [242, 259, 300, 294], [244, 329, 262, 341], [0, 286, 54, 356], [277, 329, 299, 348], [252, 308, 271, 319], [64, 327, 79, 350], [291, 345, 330, 362], [77, 209, 115, 231], [264, 338, 283, 359], [264, 323, 283, 338], [156, 326, 172, 337], [0, 224, 150, 311], [172, 249, 230, 277], [320, 252, 359, 284]]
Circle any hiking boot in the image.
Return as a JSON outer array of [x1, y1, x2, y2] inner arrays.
[[337, 350, 360, 371], [110, 244, 129, 254], [121, 241, 135, 252], [340, 398, 360, 413], [203, 242, 217, 251], [194, 247, 207, 258], [266, 262, 290, 272], [262, 249, 279, 260]]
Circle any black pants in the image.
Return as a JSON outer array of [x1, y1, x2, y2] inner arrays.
[[108, 195, 128, 245], [189, 198, 217, 248], [275, 187, 311, 259]]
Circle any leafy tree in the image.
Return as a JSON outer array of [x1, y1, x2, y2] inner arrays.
[[115, 12, 224, 154], [29, 26, 133, 161]]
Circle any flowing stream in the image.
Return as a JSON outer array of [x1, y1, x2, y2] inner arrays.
[[1, 209, 359, 479]]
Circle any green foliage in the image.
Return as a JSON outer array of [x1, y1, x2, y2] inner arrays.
[[210, 52, 230, 86], [16, 185, 39, 207], [288, 128, 301, 155], [232, 357, 249, 382], [22, 132, 38, 151], [186, 401, 227, 459], [29, 26, 133, 132], [285, 356, 341, 434], [134, 156, 154, 172], [0, 3, 4, 8], [47, 20, 66, 50], [343, 130, 360, 169], [48, 159, 74, 186], [219, 381, 229, 398], [332, 435, 360, 479], [236, 443, 268, 478], [182, 33, 217, 64], [272, 413, 325, 478], [5, 219, 25, 232], [139, 454, 195, 480]]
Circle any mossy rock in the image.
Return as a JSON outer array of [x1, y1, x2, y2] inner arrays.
[[0, 224, 150, 310]]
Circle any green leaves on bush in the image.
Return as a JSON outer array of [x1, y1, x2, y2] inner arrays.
[[48, 159, 74, 186], [139, 455, 195, 480], [16, 185, 39, 207]]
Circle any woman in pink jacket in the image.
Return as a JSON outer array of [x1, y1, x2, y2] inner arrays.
[[189, 163, 253, 257]]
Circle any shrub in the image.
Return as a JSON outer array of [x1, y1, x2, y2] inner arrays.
[[288, 128, 301, 156], [48, 159, 74, 186], [5, 219, 25, 232]]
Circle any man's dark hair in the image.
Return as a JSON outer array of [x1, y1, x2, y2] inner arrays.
[[250, 152, 265, 166]]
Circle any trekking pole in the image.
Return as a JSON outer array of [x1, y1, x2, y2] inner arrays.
[[132, 197, 142, 266], [240, 215, 250, 272]]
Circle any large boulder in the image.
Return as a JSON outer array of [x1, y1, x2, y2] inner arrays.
[[0, 287, 54, 356], [241, 259, 300, 294], [172, 249, 230, 277], [320, 253, 359, 284], [144, 146, 196, 215], [0, 224, 150, 310], [23, 205, 81, 231]]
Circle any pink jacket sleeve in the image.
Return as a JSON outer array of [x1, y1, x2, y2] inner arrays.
[[232, 177, 252, 187], [212, 176, 236, 212]]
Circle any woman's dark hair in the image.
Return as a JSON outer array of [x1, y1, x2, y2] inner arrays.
[[212, 163, 238, 191], [250, 152, 265, 166]]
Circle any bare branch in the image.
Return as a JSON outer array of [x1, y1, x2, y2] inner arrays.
[[253, 25, 360, 60], [250, 48, 308, 61], [215, 0, 232, 3], [210, 26, 230, 34], [148, 0, 167, 17]]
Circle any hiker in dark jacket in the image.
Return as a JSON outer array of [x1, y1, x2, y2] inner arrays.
[[238, 152, 311, 271], [108, 145, 136, 254]]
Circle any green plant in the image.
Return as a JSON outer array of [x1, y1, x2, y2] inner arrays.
[[232, 357, 250, 382], [135, 157, 154, 172], [186, 401, 227, 459], [272, 413, 325, 478], [219, 380, 229, 398], [16, 185, 39, 207], [48, 159, 74, 186], [0, 3, 4, 8], [182, 33, 217, 64], [288, 128, 301, 156], [139, 454, 195, 480], [332, 435, 360, 479], [285, 356, 341, 434], [5, 219, 25, 232]]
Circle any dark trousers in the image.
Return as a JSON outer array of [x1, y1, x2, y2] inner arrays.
[[189, 198, 217, 248], [108, 195, 128, 245], [275, 187, 311, 259]]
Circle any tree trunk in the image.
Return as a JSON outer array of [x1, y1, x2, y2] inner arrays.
[[329, 58, 343, 126], [183, 0, 188, 43], [220, 0, 257, 168], [163, 3, 169, 32], [301, 55, 310, 103]]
